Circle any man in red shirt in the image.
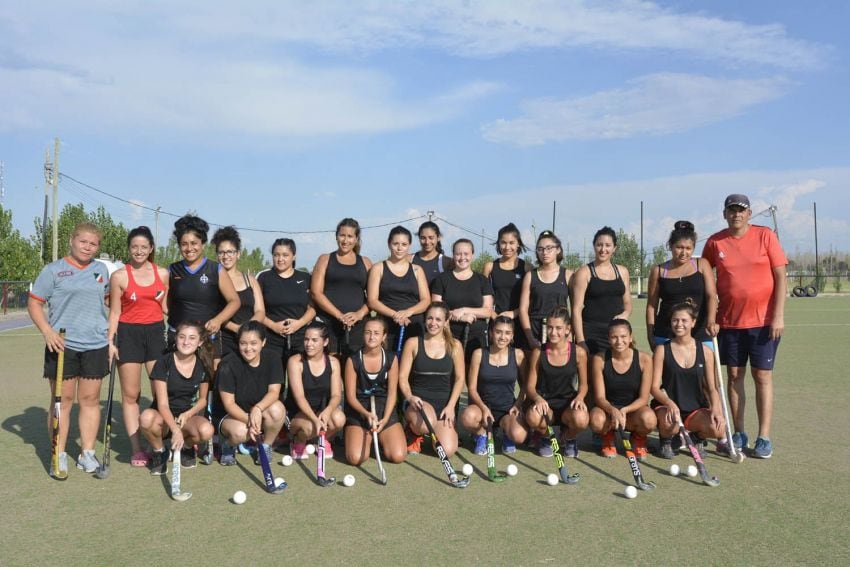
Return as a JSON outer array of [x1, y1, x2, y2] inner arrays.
[[702, 194, 787, 459]]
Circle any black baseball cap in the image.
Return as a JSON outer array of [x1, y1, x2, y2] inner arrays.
[[724, 194, 750, 209]]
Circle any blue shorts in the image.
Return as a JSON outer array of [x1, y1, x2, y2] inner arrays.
[[718, 327, 780, 370]]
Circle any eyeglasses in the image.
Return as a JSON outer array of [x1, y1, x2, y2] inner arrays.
[[536, 245, 558, 253], [217, 249, 238, 257]]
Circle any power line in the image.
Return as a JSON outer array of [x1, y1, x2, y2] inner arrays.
[[59, 173, 427, 234], [434, 215, 489, 241]]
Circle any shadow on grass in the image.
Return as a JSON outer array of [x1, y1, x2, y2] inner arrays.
[[2, 405, 56, 475], [403, 458, 449, 486], [236, 456, 270, 491], [574, 455, 631, 486]]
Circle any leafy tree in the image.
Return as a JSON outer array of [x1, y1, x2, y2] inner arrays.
[[650, 244, 667, 268], [35, 203, 128, 263], [471, 251, 494, 274], [0, 204, 41, 281], [562, 252, 582, 271], [612, 228, 641, 275]]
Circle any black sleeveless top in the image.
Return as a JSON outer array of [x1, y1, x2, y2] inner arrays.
[[660, 342, 708, 413], [378, 261, 420, 312], [603, 349, 642, 408], [412, 253, 452, 285], [410, 336, 453, 398], [654, 260, 708, 341], [323, 253, 368, 314], [352, 347, 392, 401], [491, 259, 526, 314], [286, 354, 332, 413], [168, 259, 224, 330], [232, 273, 254, 325], [583, 263, 625, 323], [529, 266, 569, 321], [536, 343, 578, 400], [478, 348, 520, 410]]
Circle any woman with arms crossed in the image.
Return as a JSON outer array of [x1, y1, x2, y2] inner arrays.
[[398, 302, 465, 457], [107, 226, 169, 467], [344, 316, 407, 465], [589, 319, 656, 459], [140, 321, 215, 473], [211, 226, 266, 358], [285, 322, 346, 460], [28, 222, 110, 477], [311, 218, 372, 359]]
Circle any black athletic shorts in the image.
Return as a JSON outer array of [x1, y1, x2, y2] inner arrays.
[[522, 394, 576, 426], [345, 396, 399, 429], [43, 345, 109, 379], [117, 321, 166, 363], [321, 317, 366, 358]]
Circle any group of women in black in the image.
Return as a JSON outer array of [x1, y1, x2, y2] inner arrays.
[[56, 213, 727, 483]]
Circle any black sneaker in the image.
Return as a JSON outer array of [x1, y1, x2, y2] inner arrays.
[[181, 446, 197, 469], [149, 449, 168, 476], [657, 438, 675, 459]]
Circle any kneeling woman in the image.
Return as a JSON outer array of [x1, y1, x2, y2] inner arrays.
[[344, 317, 407, 465], [216, 321, 287, 465], [140, 321, 215, 474], [651, 302, 725, 458], [524, 307, 589, 458], [285, 322, 346, 459], [462, 316, 528, 455], [399, 302, 465, 457], [589, 319, 656, 459]]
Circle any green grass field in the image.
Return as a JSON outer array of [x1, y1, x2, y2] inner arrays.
[[2, 298, 849, 566]]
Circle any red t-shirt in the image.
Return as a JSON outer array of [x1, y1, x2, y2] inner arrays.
[[702, 225, 787, 329], [119, 263, 166, 324]]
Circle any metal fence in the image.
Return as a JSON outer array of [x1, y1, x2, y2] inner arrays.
[[1, 281, 32, 315]]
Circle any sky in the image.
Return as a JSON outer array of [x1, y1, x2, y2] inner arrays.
[[1, 1, 848, 270]]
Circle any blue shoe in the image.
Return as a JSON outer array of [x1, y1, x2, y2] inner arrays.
[[562, 437, 578, 458], [753, 437, 773, 459], [502, 436, 516, 455], [732, 431, 749, 451], [473, 435, 487, 456], [538, 438, 553, 458]]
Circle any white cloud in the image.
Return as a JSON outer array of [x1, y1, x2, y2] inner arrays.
[[128, 199, 145, 221], [481, 73, 789, 146]]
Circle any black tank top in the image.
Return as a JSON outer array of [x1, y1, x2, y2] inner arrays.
[[536, 343, 578, 400], [352, 347, 391, 401], [410, 336, 453, 398], [660, 342, 708, 413], [168, 259, 224, 330], [323, 253, 367, 314], [291, 354, 332, 412], [603, 349, 642, 408], [232, 273, 254, 325], [490, 259, 526, 314], [583, 263, 625, 323], [654, 261, 708, 341], [378, 261, 420, 312], [529, 266, 569, 321], [478, 348, 520, 409], [412, 253, 452, 284]]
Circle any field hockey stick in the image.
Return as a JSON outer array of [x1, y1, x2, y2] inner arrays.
[[543, 414, 579, 484], [201, 392, 214, 465], [616, 426, 655, 490], [344, 325, 350, 355], [256, 433, 287, 494], [95, 358, 118, 479], [485, 421, 506, 483], [370, 395, 387, 485], [170, 446, 192, 501], [541, 317, 548, 345], [462, 321, 471, 351], [286, 332, 291, 352], [677, 418, 720, 487], [316, 430, 336, 487], [418, 407, 470, 488], [712, 336, 744, 463], [395, 324, 406, 359], [50, 329, 68, 480]]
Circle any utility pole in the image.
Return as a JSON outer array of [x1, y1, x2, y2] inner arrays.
[[51, 137, 60, 261], [43, 149, 52, 261], [155, 205, 161, 250], [638, 200, 644, 296], [552, 201, 556, 233], [427, 210, 434, 223], [481, 229, 485, 253]]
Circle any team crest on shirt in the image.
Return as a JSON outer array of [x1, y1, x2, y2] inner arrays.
[[718, 251, 725, 260], [93, 272, 105, 284], [155, 290, 165, 301], [58, 270, 73, 277], [200, 273, 209, 284]]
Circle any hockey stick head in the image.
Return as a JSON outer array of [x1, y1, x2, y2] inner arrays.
[[450, 474, 471, 488], [94, 464, 110, 479], [317, 476, 336, 487], [171, 490, 193, 502]]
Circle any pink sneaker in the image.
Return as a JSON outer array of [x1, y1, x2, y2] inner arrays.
[[291, 442, 308, 460], [322, 437, 334, 459]]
